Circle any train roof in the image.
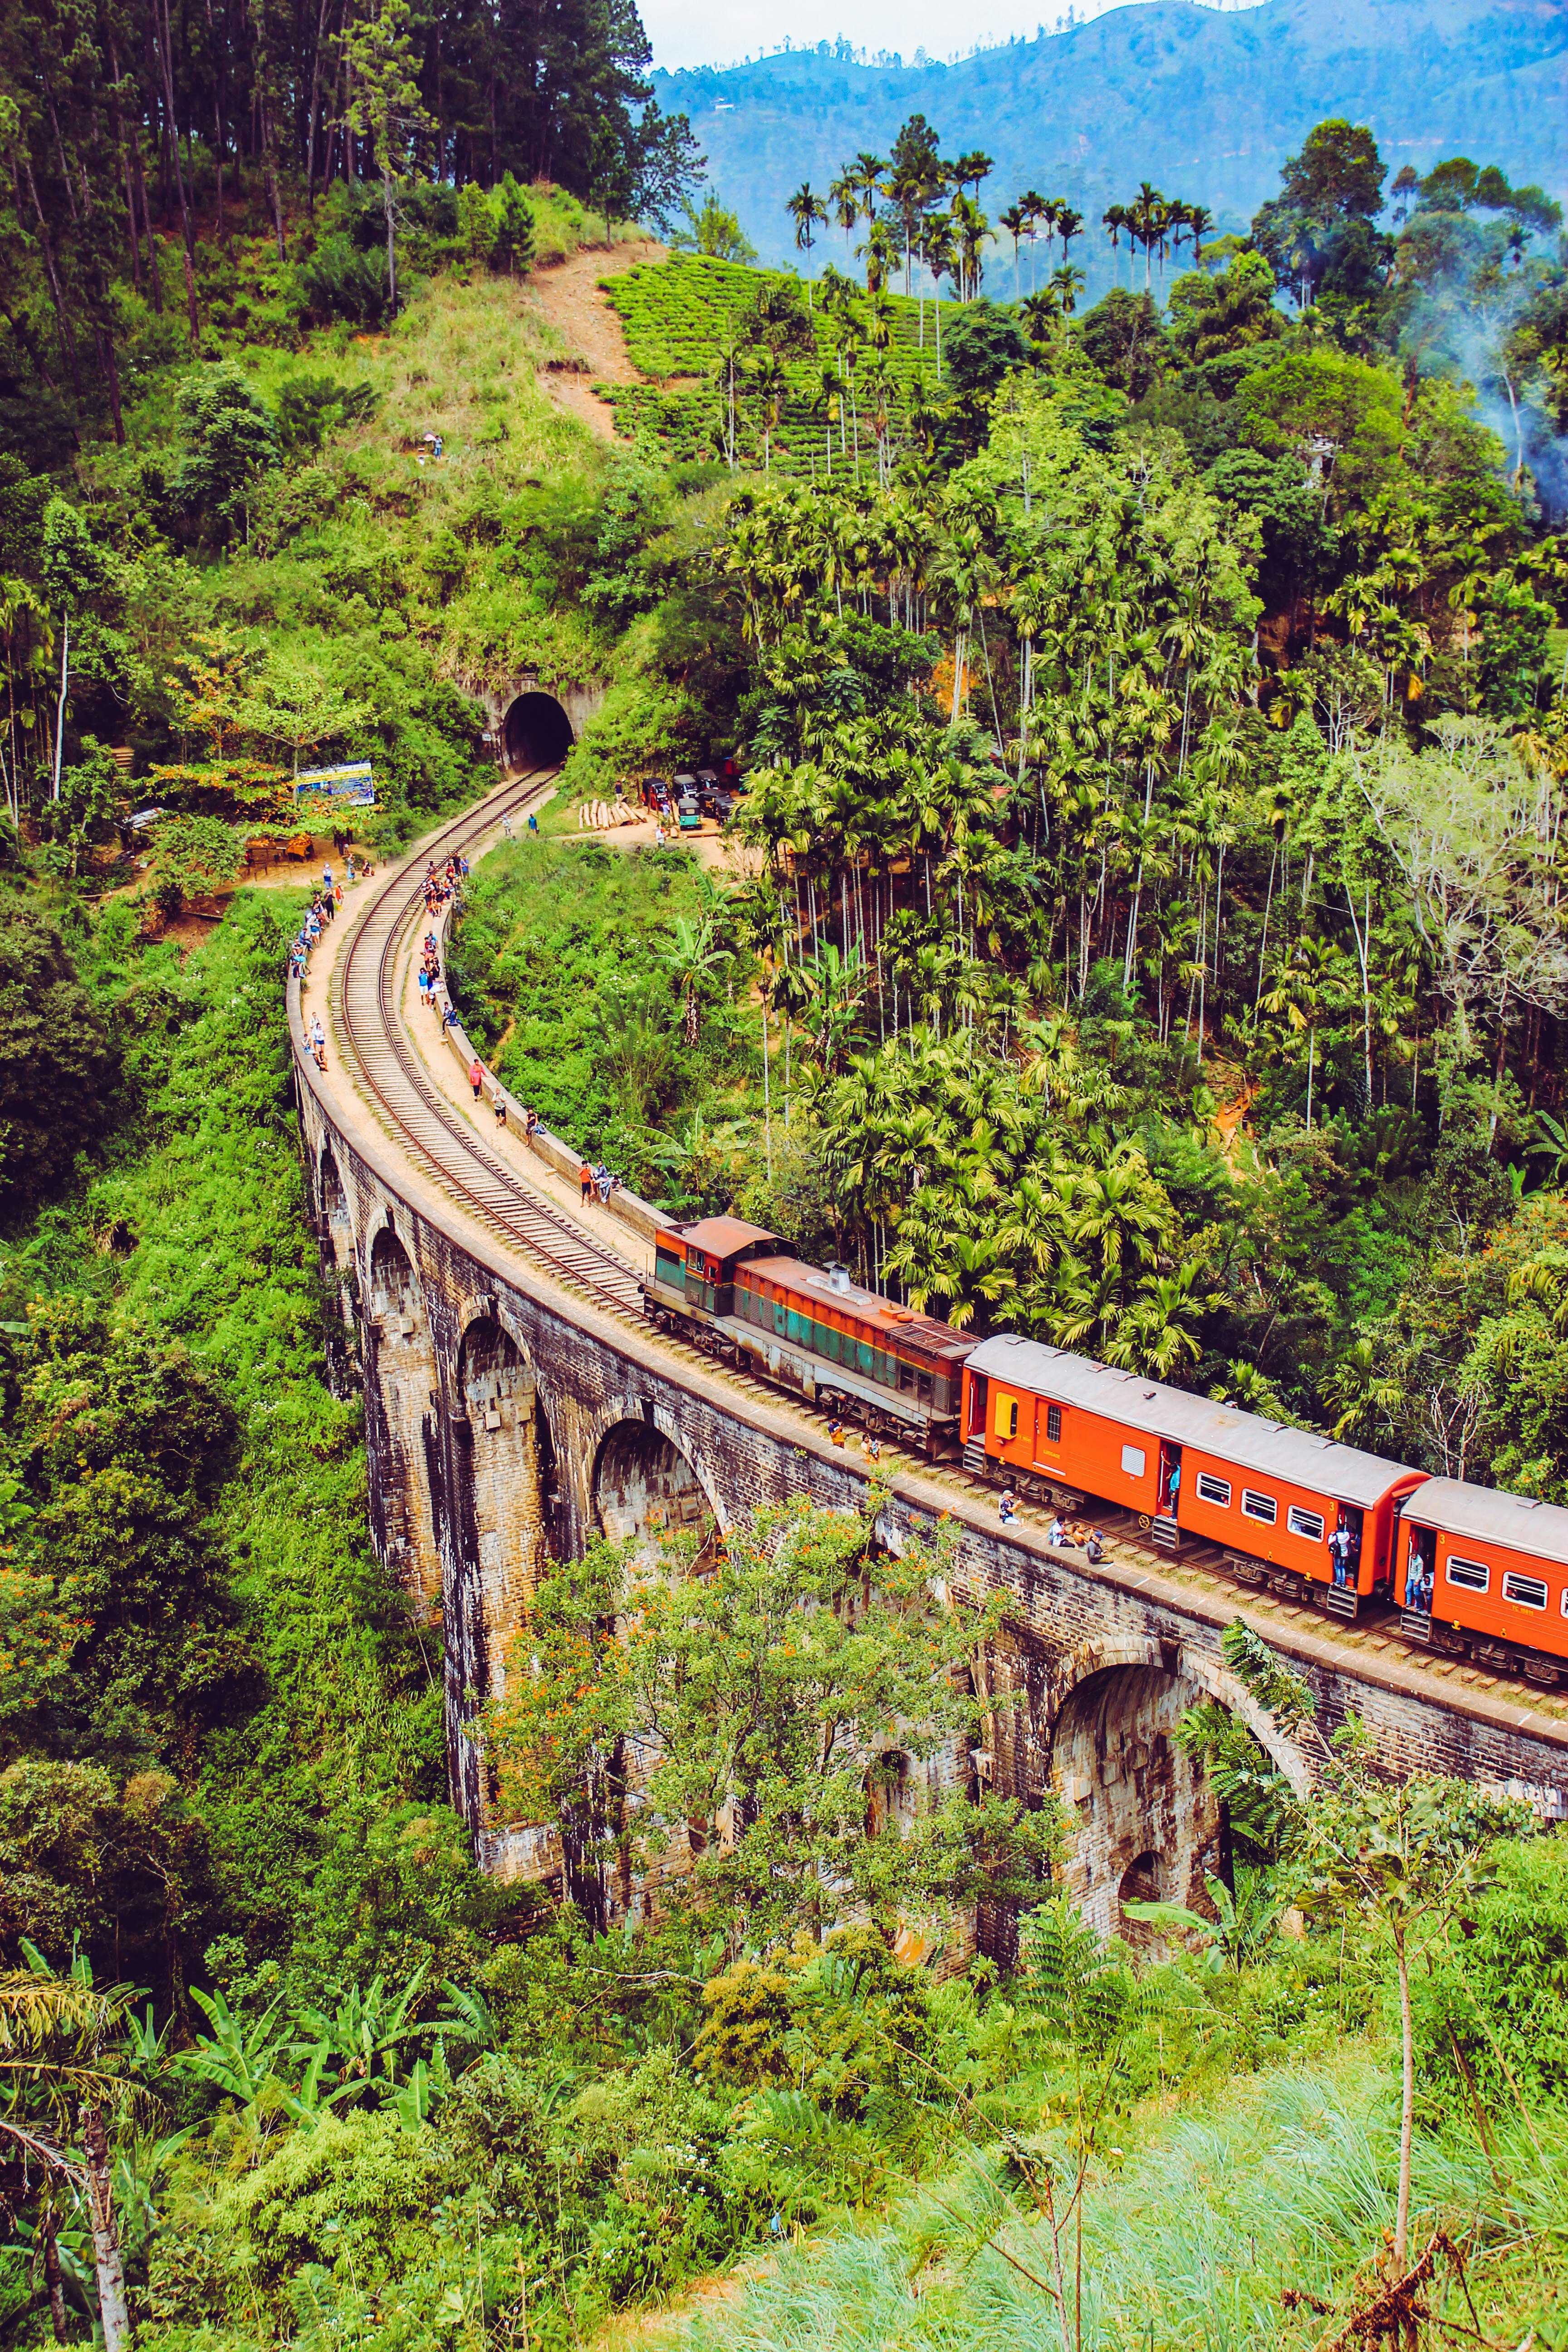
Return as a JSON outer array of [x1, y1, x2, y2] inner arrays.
[[968, 1333, 1418, 1508], [742, 1254, 976, 1362], [1403, 1478, 1568, 1568], [660, 1216, 780, 1257]]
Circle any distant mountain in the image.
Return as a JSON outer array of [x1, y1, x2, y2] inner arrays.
[[653, 0, 1568, 296]]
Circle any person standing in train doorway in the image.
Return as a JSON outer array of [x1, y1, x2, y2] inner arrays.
[[1165, 1455, 1181, 1518]]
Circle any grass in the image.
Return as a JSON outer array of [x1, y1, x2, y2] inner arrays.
[[677, 2058, 1567, 2352]]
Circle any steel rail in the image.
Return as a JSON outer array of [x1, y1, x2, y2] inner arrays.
[[333, 770, 645, 1319]]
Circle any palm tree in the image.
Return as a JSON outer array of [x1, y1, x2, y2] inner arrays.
[[952, 149, 994, 203], [951, 192, 990, 301], [1021, 286, 1061, 343], [1025, 190, 1048, 291], [924, 217, 956, 379], [829, 172, 858, 260], [1000, 202, 1028, 299], [1056, 204, 1084, 271], [852, 150, 887, 235], [856, 216, 897, 296], [0, 1969, 142, 2351], [1050, 263, 1085, 317], [1102, 201, 1129, 287], [1185, 203, 1215, 265], [785, 182, 828, 296], [1261, 935, 1352, 1132], [815, 363, 843, 481], [1133, 181, 1164, 290], [662, 915, 731, 1045]]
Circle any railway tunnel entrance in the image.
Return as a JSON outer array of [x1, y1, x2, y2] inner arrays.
[[503, 691, 574, 771]]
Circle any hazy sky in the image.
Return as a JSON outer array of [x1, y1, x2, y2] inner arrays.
[[643, 0, 1269, 74]]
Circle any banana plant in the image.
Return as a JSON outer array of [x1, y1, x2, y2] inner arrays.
[[1122, 1867, 1285, 1973], [178, 1986, 291, 2105]]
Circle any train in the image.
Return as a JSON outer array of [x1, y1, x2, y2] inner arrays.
[[641, 1216, 974, 1452], [641, 1216, 1568, 1687]]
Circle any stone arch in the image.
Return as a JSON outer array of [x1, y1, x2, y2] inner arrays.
[[593, 1415, 716, 1563], [1044, 1637, 1313, 1795], [315, 1143, 360, 1398], [503, 691, 574, 772], [1048, 1656, 1226, 1948], [363, 1221, 443, 1619]]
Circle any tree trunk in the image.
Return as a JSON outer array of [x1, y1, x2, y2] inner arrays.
[[1395, 1938, 1413, 2267], [82, 2107, 132, 2352], [155, 0, 200, 346], [52, 616, 68, 799], [41, 2204, 67, 2344], [383, 169, 397, 312]]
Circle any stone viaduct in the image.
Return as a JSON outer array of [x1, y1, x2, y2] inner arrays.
[[291, 779, 1568, 1956]]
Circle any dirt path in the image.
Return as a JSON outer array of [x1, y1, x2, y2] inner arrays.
[[528, 236, 665, 441]]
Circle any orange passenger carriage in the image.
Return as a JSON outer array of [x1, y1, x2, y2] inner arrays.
[[963, 1334, 1426, 1618], [1396, 1480, 1568, 1683]]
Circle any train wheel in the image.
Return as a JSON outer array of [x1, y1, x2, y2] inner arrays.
[[1137, 1512, 1152, 1532]]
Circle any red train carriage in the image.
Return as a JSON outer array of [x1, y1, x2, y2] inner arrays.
[[642, 1217, 974, 1453], [1396, 1480, 1568, 1681], [964, 1334, 1426, 1617]]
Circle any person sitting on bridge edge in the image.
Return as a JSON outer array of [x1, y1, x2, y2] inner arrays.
[[865, 1432, 882, 1463], [998, 1488, 1019, 1525], [827, 1417, 846, 1448], [469, 1058, 483, 1102], [1048, 1513, 1067, 1547], [1085, 1528, 1106, 1564]]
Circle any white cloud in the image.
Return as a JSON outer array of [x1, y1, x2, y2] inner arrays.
[[644, 0, 1269, 75]]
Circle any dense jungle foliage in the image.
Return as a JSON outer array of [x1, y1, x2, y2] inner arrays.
[[1, 6, 1567, 2338]]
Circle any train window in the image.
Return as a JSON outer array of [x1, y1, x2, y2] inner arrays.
[[917, 1372, 934, 1403], [1121, 1444, 1146, 1479], [1287, 1505, 1326, 1543], [1046, 1403, 1063, 1446], [1502, 1571, 1548, 1611], [1445, 1556, 1489, 1593], [1242, 1490, 1278, 1525], [1196, 1473, 1231, 1508], [897, 1360, 915, 1392], [994, 1393, 1019, 1441]]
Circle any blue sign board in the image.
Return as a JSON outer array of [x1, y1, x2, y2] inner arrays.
[[297, 761, 375, 806]]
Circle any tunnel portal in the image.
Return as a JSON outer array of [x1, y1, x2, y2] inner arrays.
[[503, 691, 574, 771]]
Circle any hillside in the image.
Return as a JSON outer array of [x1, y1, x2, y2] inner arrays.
[[656, 0, 1568, 282]]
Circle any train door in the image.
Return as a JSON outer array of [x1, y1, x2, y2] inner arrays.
[[1157, 1441, 1183, 1520], [967, 1373, 988, 1439], [1335, 1503, 1367, 1592]]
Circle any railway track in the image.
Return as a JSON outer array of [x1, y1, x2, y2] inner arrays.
[[333, 770, 645, 1320]]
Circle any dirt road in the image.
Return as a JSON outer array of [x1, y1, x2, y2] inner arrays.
[[528, 235, 665, 440]]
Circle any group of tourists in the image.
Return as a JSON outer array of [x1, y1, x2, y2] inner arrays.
[[288, 864, 343, 977], [423, 854, 466, 918], [825, 1418, 883, 1462], [996, 1490, 1104, 1561], [417, 930, 443, 1012]]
